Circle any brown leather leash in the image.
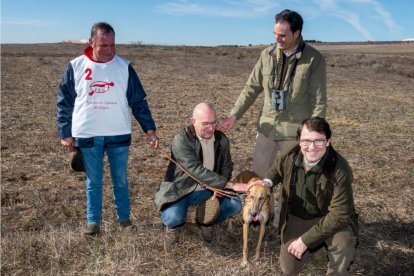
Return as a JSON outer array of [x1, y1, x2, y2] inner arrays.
[[157, 147, 238, 198]]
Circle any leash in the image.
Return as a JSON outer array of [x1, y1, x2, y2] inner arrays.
[[157, 147, 239, 198]]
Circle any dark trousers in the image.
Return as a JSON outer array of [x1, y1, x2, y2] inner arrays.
[[280, 214, 357, 275]]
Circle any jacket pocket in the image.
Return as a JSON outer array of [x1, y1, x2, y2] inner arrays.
[[291, 65, 310, 99], [262, 68, 273, 89], [105, 134, 132, 148], [154, 181, 176, 211], [316, 178, 333, 213]]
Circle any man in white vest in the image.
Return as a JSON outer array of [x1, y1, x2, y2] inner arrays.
[[57, 22, 159, 236]]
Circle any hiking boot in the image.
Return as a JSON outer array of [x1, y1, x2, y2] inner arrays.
[[119, 219, 132, 228], [84, 224, 100, 236], [201, 226, 213, 243], [164, 227, 179, 246]]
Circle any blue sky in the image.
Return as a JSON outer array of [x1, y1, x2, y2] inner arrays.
[[2, 0, 413, 45]]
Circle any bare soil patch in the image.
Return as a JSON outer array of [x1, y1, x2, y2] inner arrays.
[[2, 43, 414, 275]]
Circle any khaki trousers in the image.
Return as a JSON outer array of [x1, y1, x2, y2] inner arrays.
[[252, 128, 298, 179], [280, 215, 357, 276]]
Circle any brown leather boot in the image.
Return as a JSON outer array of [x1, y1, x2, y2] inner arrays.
[[201, 225, 213, 243]]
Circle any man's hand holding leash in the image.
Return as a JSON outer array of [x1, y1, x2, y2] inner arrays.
[[146, 130, 159, 149]]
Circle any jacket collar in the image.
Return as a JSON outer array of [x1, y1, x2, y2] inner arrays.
[[295, 150, 325, 174], [83, 45, 112, 63], [291, 145, 337, 178], [268, 36, 305, 60]]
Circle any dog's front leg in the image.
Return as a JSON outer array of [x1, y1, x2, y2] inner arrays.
[[241, 223, 249, 266], [255, 222, 266, 261]]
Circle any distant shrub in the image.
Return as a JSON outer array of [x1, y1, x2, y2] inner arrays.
[[129, 41, 144, 45], [372, 62, 385, 71], [38, 57, 53, 65], [236, 53, 245, 60], [325, 53, 414, 78]]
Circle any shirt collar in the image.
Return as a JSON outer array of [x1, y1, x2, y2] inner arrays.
[[295, 151, 326, 173], [196, 133, 215, 144], [280, 36, 304, 59], [283, 44, 300, 57]]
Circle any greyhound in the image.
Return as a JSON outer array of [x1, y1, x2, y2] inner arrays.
[[232, 170, 271, 266]]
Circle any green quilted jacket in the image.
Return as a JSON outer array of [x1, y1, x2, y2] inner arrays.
[[266, 144, 358, 248]]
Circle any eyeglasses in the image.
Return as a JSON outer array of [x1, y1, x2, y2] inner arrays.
[[201, 121, 217, 127], [300, 139, 326, 147]]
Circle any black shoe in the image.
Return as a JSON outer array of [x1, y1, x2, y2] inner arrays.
[[119, 220, 132, 228]]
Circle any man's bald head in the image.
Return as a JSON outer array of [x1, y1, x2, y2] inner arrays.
[[191, 102, 217, 139], [192, 102, 216, 120]]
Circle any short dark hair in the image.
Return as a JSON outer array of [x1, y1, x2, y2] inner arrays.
[[297, 116, 332, 140], [90, 22, 115, 42], [275, 9, 303, 33]]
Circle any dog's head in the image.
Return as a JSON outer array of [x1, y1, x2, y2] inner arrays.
[[245, 178, 270, 222], [246, 180, 271, 197]]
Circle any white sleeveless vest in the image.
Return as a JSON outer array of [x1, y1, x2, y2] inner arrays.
[[70, 55, 131, 138]]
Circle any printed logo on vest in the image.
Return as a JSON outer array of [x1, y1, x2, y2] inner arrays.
[[89, 81, 115, 96]]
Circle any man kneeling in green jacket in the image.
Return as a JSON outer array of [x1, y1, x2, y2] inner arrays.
[[155, 102, 247, 245], [249, 117, 358, 275]]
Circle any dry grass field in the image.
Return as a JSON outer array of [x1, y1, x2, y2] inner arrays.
[[1, 42, 414, 275]]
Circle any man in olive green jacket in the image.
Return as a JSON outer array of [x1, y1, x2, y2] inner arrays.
[[218, 9, 327, 179], [155, 103, 246, 244], [250, 117, 358, 275]]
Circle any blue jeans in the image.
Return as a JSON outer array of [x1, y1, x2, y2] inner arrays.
[[161, 190, 242, 228], [79, 137, 130, 225]]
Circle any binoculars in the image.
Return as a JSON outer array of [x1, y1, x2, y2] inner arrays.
[[271, 89, 287, 111]]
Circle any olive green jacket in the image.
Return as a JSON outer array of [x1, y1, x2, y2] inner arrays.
[[266, 144, 358, 248], [230, 42, 327, 140], [154, 125, 233, 211]]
